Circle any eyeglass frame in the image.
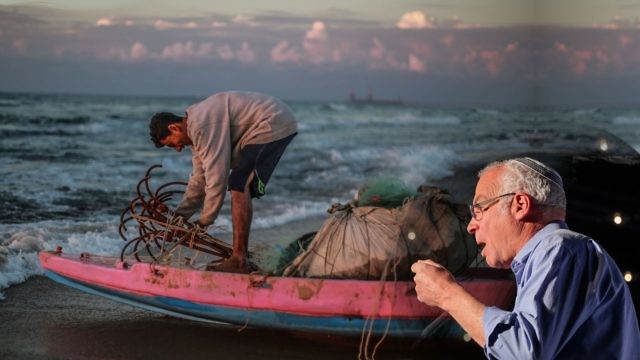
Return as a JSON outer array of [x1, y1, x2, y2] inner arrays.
[[468, 192, 516, 221]]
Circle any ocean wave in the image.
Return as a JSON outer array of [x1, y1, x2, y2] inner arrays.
[[0, 129, 83, 138], [0, 114, 91, 125], [252, 201, 329, 229], [391, 113, 461, 125], [0, 251, 43, 299], [0, 219, 124, 297], [15, 152, 93, 162], [612, 116, 640, 125]]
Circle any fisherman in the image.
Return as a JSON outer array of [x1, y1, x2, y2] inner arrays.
[[149, 91, 298, 273], [412, 157, 640, 359]]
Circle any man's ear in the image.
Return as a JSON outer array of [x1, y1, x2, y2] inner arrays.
[[167, 123, 181, 134], [512, 192, 532, 221]]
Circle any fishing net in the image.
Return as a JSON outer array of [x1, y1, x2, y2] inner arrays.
[[282, 185, 477, 280], [356, 176, 417, 208]]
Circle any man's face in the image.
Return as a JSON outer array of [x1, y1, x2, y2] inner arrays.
[[467, 167, 518, 269], [160, 122, 191, 152]]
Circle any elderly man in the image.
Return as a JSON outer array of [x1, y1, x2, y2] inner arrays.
[[149, 91, 298, 273], [412, 157, 640, 359]]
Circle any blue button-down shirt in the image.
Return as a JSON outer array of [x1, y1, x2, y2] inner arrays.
[[483, 221, 640, 359]]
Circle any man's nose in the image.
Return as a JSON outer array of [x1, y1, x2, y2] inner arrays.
[[467, 218, 478, 234]]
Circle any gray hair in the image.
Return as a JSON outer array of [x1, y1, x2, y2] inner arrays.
[[479, 157, 566, 210]]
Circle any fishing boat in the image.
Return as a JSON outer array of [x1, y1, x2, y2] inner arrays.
[[39, 249, 515, 339]]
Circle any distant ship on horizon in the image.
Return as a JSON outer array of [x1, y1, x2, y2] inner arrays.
[[348, 89, 404, 106]]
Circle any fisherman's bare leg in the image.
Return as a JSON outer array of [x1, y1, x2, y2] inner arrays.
[[226, 173, 253, 269]]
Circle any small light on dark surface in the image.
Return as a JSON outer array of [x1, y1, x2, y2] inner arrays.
[[624, 271, 633, 283], [598, 139, 609, 152], [613, 213, 623, 225]]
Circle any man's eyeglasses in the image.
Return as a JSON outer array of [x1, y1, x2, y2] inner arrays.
[[469, 193, 516, 221]]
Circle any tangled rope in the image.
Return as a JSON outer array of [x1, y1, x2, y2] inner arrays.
[[118, 164, 233, 263]]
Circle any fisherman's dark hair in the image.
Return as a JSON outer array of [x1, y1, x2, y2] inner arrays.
[[149, 112, 183, 148]]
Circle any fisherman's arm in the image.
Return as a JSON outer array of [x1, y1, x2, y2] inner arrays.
[[194, 124, 231, 226], [174, 151, 206, 219]]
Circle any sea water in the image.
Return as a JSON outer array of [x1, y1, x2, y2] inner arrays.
[[1, 92, 640, 298]]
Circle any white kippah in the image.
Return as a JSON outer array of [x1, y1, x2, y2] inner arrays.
[[513, 157, 564, 189]]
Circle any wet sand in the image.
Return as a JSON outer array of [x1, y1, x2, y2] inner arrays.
[[0, 276, 485, 360]]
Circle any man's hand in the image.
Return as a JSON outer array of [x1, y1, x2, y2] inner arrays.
[[193, 220, 209, 234], [169, 215, 186, 227], [411, 259, 456, 310]]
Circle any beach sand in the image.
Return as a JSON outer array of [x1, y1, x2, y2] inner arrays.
[[0, 216, 485, 360], [0, 276, 484, 360]]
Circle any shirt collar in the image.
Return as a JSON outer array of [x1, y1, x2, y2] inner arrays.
[[510, 220, 568, 278]]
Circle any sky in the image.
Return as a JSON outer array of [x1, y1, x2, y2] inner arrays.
[[3, 1, 640, 106]]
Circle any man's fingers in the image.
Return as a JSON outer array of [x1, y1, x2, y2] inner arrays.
[[411, 259, 444, 273]]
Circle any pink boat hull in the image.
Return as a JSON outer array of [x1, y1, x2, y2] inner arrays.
[[39, 250, 516, 338]]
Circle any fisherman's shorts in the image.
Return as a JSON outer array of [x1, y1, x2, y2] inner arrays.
[[228, 132, 297, 198]]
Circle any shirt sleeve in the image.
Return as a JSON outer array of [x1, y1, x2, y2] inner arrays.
[[174, 150, 206, 220], [483, 240, 583, 360], [192, 123, 231, 226]]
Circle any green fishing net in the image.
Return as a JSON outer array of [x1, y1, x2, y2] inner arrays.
[[356, 177, 417, 208]]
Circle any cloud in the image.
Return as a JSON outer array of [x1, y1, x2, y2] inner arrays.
[[554, 41, 568, 52], [153, 19, 200, 30], [232, 15, 258, 27], [159, 41, 197, 60], [12, 38, 27, 54], [441, 34, 455, 48], [369, 37, 385, 60], [154, 19, 178, 30], [236, 41, 256, 63], [569, 50, 592, 75], [305, 21, 327, 41], [303, 21, 330, 63], [396, 11, 435, 29], [505, 42, 519, 53], [96, 17, 114, 27], [619, 34, 632, 47], [130, 42, 148, 60], [481, 50, 503, 75], [408, 54, 426, 72], [270, 41, 302, 64], [217, 44, 234, 60], [593, 16, 640, 29], [107, 41, 148, 62]]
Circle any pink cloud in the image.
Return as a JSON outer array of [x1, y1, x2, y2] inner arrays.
[[236, 42, 256, 63], [96, 17, 114, 27], [481, 50, 502, 75], [104, 42, 148, 62], [217, 44, 234, 60], [12, 39, 27, 54], [408, 54, 426, 72], [270, 41, 301, 64], [441, 34, 455, 48], [160, 41, 196, 60], [505, 42, 518, 53], [369, 38, 385, 60], [396, 11, 435, 29], [305, 21, 327, 41], [555, 42, 568, 52], [232, 15, 258, 27], [619, 34, 632, 48], [130, 42, 148, 61], [569, 50, 593, 75]]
